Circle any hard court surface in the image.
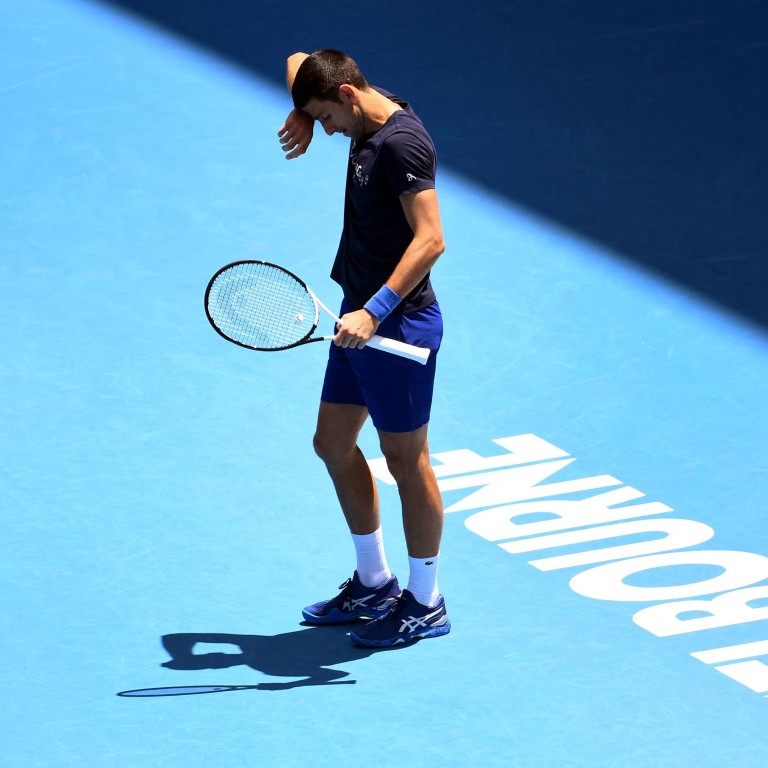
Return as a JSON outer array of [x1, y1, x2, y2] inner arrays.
[[3, 2, 768, 766]]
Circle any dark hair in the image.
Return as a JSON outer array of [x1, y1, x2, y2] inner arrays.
[[292, 49, 368, 109]]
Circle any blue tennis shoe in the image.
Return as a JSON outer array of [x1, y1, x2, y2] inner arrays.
[[302, 571, 401, 624], [349, 589, 451, 647]]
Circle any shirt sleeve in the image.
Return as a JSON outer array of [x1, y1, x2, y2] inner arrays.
[[382, 128, 436, 197]]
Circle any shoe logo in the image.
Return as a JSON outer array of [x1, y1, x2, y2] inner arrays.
[[399, 606, 444, 633], [343, 595, 374, 612]]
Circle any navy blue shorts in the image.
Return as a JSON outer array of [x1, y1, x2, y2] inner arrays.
[[320, 300, 443, 433]]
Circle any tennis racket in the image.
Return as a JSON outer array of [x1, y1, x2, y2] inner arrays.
[[118, 685, 259, 697], [204, 260, 430, 365], [118, 682, 354, 697]]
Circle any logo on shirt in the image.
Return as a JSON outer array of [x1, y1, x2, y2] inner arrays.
[[353, 162, 369, 187], [406, 173, 417, 182]]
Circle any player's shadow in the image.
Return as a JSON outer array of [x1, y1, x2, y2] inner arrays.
[[159, 624, 392, 690]]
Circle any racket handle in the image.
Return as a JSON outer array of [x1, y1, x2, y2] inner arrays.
[[368, 334, 431, 365]]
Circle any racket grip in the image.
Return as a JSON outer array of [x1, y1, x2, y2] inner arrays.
[[367, 334, 431, 365]]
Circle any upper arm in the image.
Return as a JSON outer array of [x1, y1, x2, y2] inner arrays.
[[400, 189, 445, 250], [382, 130, 440, 245]]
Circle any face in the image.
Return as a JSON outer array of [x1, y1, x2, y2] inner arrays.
[[304, 94, 364, 141]]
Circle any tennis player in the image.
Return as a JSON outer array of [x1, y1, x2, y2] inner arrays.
[[277, 49, 450, 647]]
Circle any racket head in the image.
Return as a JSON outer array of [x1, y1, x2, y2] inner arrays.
[[205, 260, 320, 351], [117, 685, 256, 697]]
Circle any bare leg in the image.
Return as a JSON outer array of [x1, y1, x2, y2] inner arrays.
[[378, 424, 443, 558], [314, 405, 443, 557], [313, 402, 379, 534]]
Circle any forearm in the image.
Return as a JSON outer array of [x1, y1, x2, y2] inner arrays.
[[384, 188, 445, 299], [340, 236, 444, 346], [278, 53, 314, 159], [286, 52, 309, 92], [384, 234, 445, 299]]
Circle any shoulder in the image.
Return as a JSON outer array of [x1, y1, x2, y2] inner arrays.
[[379, 120, 436, 194], [379, 114, 435, 166], [379, 106, 434, 150]]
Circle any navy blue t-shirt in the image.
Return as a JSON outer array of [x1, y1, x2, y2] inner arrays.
[[331, 88, 438, 313]]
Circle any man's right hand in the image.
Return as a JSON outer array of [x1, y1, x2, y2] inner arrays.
[[278, 108, 314, 159]]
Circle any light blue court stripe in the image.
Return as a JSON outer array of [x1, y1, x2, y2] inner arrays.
[[2, 1, 768, 766]]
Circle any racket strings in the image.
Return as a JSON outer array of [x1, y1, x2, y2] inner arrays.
[[208, 262, 316, 349]]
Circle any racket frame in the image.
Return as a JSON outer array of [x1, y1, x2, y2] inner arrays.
[[205, 260, 430, 364]]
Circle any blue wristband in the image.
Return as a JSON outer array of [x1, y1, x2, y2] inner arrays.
[[364, 285, 402, 323]]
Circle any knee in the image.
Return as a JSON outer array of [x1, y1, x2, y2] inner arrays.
[[313, 428, 354, 467], [313, 430, 334, 464], [382, 448, 418, 485], [379, 436, 431, 486]]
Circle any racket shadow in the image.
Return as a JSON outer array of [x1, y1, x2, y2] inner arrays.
[[122, 624, 400, 695]]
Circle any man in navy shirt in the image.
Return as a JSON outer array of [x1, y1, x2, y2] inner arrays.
[[278, 50, 450, 647]]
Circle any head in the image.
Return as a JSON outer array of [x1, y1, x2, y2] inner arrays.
[[291, 49, 368, 111]]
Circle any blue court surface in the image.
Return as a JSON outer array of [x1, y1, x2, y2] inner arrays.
[[3, 1, 768, 766]]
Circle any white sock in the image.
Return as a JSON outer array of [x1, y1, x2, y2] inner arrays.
[[351, 529, 392, 588], [407, 554, 440, 607]]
